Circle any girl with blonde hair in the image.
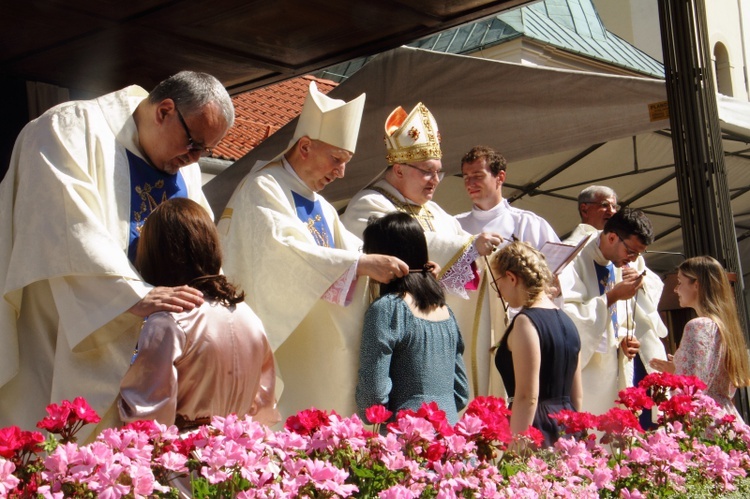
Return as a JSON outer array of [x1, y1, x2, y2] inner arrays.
[[650, 256, 750, 418], [490, 241, 582, 446]]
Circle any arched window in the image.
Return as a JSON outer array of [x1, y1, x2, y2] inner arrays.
[[714, 42, 733, 97]]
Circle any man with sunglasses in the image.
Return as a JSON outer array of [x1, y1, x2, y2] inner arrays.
[[0, 71, 234, 441], [342, 103, 503, 399], [560, 208, 667, 417]]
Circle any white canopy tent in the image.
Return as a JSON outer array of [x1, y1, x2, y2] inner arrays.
[[204, 47, 750, 293]]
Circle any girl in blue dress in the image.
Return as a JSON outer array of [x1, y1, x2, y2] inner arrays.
[[355, 212, 469, 426]]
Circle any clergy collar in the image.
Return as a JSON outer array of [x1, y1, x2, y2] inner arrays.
[[281, 156, 315, 197], [593, 233, 612, 266], [471, 198, 509, 218]]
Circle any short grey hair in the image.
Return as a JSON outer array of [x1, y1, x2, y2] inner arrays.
[[148, 71, 234, 128], [578, 185, 617, 205]]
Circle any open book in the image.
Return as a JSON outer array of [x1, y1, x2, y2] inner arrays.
[[540, 234, 592, 275]]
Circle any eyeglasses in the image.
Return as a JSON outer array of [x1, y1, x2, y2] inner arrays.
[[175, 107, 213, 157], [484, 255, 510, 320], [485, 256, 502, 298], [401, 163, 445, 181], [584, 201, 620, 211], [617, 234, 642, 258]]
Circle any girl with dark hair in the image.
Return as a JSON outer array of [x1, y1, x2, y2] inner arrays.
[[356, 212, 469, 425], [119, 198, 279, 429], [490, 241, 582, 446], [650, 256, 750, 419]]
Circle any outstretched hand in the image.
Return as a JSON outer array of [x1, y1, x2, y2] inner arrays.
[[358, 254, 409, 283], [649, 354, 676, 374], [128, 285, 204, 318]]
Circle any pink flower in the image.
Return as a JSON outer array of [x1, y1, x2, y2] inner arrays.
[[365, 405, 393, 424], [0, 459, 20, 496]]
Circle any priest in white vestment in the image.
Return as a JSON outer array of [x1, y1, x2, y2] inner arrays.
[[0, 71, 234, 441], [455, 145, 561, 398], [218, 82, 408, 423], [560, 208, 667, 416], [341, 103, 503, 399], [563, 185, 667, 424]]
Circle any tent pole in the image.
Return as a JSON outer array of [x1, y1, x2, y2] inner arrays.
[[658, 0, 750, 420]]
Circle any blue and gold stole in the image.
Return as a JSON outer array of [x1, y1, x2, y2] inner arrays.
[[292, 191, 335, 248], [128, 150, 188, 262]]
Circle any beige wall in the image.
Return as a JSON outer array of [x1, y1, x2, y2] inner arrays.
[[595, 0, 750, 101]]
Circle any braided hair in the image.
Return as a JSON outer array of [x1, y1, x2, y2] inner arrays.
[[490, 240, 554, 308]]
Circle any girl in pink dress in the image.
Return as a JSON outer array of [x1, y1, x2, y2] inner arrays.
[[119, 198, 279, 430], [650, 256, 750, 419]]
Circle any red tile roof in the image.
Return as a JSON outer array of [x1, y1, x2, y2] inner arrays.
[[211, 75, 338, 161]]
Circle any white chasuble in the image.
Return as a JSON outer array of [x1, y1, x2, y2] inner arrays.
[[0, 86, 210, 442], [218, 161, 366, 422], [560, 235, 666, 416]]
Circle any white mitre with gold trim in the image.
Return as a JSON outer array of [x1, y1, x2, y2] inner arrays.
[[384, 102, 442, 165]]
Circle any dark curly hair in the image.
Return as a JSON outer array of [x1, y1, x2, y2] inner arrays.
[[602, 207, 654, 246]]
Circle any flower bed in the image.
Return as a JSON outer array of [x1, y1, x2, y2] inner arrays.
[[2, 373, 750, 498]]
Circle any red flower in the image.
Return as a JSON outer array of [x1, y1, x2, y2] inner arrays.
[[174, 433, 199, 456], [0, 426, 23, 458], [519, 426, 545, 448], [36, 402, 71, 433], [659, 394, 694, 419], [285, 407, 329, 436], [616, 386, 655, 412], [413, 402, 455, 436], [425, 441, 446, 462], [596, 407, 642, 436], [123, 419, 161, 435], [639, 372, 706, 394], [365, 405, 393, 425], [464, 396, 512, 444], [67, 397, 101, 425], [550, 409, 597, 434]]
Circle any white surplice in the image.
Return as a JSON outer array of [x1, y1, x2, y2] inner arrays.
[[218, 160, 368, 423], [0, 86, 210, 441], [456, 198, 562, 399], [456, 199, 560, 248]]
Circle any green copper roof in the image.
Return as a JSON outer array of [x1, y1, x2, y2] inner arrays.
[[319, 0, 664, 82]]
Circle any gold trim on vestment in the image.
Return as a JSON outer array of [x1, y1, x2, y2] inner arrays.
[[470, 270, 488, 396], [220, 207, 233, 221]]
